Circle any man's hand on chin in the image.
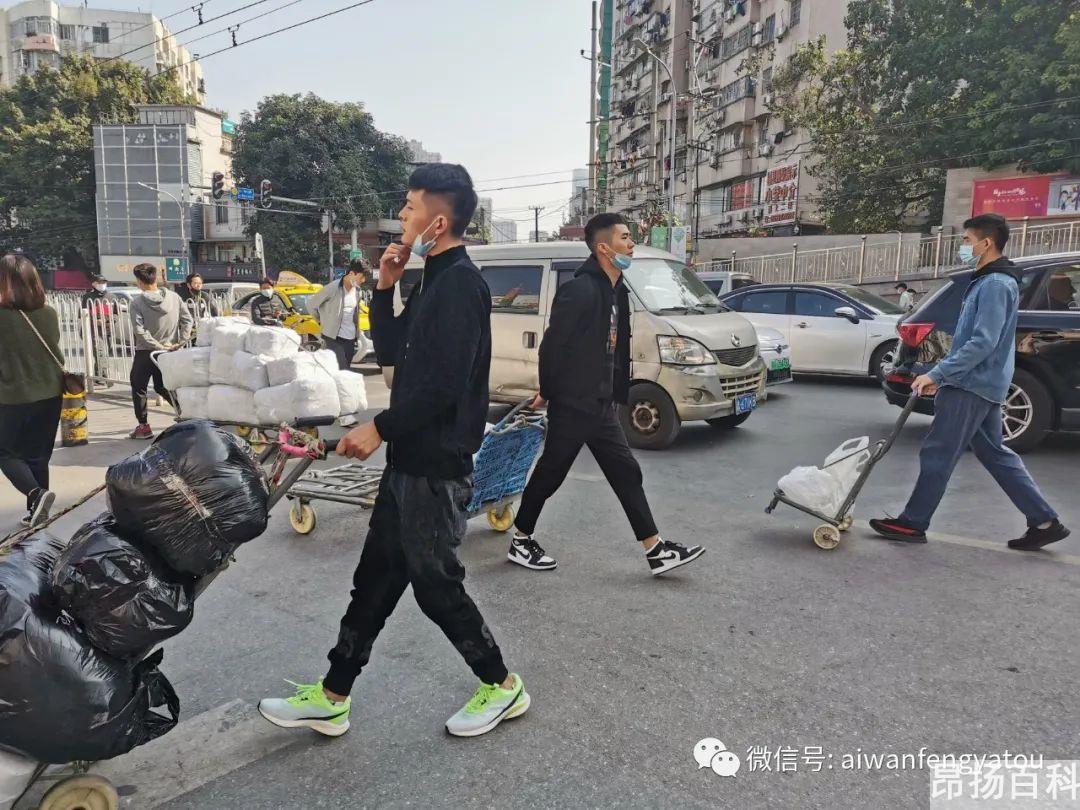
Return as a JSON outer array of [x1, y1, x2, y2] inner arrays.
[[337, 422, 383, 460]]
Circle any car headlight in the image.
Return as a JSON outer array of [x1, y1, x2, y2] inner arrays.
[[657, 336, 716, 366]]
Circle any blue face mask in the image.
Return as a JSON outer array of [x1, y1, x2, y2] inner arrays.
[[612, 253, 633, 271], [958, 244, 977, 266], [411, 217, 443, 259]]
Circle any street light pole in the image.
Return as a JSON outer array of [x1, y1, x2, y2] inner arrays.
[[137, 182, 186, 279], [634, 36, 676, 248]]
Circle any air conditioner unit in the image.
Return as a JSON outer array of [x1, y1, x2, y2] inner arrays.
[[752, 22, 764, 35], [751, 31, 764, 47], [758, 143, 775, 157], [754, 207, 764, 219], [775, 24, 788, 41], [763, 92, 774, 105], [740, 211, 750, 223], [710, 155, 722, 169]]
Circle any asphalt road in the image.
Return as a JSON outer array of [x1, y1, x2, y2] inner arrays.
[[10, 375, 1080, 808]]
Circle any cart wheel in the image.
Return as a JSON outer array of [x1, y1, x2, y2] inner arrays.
[[487, 505, 515, 533], [812, 524, 841, 550], [39, 775, 119, 810], [289, 501, 317, 535], [838, 515, 854, 532]]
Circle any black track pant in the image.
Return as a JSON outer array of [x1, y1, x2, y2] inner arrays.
[[324, 469, 508, 695], [515, 401, 658, 542], [324, 335, 357, 371], [0, 396, 61, 505], [130, 350, 174, 425]]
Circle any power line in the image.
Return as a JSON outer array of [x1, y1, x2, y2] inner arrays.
[[177, 0, 307, 52], [102, 1, 218, 46]]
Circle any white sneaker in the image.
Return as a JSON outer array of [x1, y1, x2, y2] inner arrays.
[[258, 679, 351, 737], [445, 674, 530, 737], [646, 539, 705, 576], [508, 534, 557, 571]]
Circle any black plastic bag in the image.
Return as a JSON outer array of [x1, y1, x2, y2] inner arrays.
[[107, 419, 269, 576], [52, 513, 195, 659], [0, 533, 179, 764]]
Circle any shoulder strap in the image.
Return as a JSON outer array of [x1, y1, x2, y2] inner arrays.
[[19, 310, 64, 371]]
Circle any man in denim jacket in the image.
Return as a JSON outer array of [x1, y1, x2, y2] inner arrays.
[[871, 214, 1069, 550]]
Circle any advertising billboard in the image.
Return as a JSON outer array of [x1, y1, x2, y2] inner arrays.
[[971, 174, 1080, 219]]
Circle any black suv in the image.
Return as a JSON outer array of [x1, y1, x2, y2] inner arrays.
[[883, 253, 1080, 451]]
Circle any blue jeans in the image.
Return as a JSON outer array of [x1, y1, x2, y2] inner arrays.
[[900, 386, 1057, 531]]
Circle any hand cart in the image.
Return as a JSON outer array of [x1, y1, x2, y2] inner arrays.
[[765, 393, 919, 550], [1, 418, 328, 810], [283, 399, 547, 536]]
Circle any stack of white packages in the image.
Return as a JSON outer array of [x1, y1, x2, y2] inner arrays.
[[157, 316, 368, 425]]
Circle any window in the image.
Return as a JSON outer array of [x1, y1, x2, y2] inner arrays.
[[717, 125, 743, 153], [739, 290, 788, 314], [721, 24, 753, 61], [59, 24, 75, 40], [757, 117, 771, 145], [763, 14, 776, 42], [481, 265, 542, 313], [1030, 264, 1080, 311], [93, 25, 109, 44], [762, 66, 773, 91], [215, 203, 229, 225], [794, 291, 843, 318], [791, 0, 802, 26], [718, 76, 755, 107]]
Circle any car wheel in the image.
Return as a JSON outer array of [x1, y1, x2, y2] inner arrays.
[[870, 340, 898, 383], [706, 412, 751, 429], [1002, 369, 1052, 452], [619, 383, 680, 450]]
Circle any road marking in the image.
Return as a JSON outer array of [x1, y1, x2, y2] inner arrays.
[[855, 521, 1080, 566], [92, 699, 299, 807]]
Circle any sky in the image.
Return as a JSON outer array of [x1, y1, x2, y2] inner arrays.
[[103, 0, 594, 235]]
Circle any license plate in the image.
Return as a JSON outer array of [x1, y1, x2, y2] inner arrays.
[[770, 358, 791, 371], [735, 393, 757, 415]]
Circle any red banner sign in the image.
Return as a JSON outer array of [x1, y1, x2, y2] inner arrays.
[[763, 162, 800, 226], [971, 176, 1052, 219]]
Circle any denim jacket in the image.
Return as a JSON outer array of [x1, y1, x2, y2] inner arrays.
[[927, 257, 1019, 404]]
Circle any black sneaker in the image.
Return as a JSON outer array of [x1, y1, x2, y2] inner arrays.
[[508, 534, 557, 571], [868, 517, 927, 544], [1008, 520, 1071, 551], [26, 488, 55, 529], [646, 539, 705, 576]]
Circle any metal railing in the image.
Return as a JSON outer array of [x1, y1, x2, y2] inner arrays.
[[704, 219, 1080, 284]]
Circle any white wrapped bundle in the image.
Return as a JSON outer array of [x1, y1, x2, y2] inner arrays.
[[254, 377, 340, 425], [209, 347, 235, 385], [195, 316, 246, 347], [156, 347, 211, 389], [333, 370, 368, 415], [175, 387, 209, 420], [266, 350, 337, 386], [244, 325, 301, 359], [207, 385, 259, 425], [210, 320, 249, 355], [232, 351, 270, 391]]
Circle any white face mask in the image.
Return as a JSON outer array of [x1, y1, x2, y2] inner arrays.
[[261, 289, 273, 298], [93, 283, 107, 292]]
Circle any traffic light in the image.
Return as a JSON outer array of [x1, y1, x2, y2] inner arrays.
[[211, 171, 225, 200], [260, 179, 273, 209]]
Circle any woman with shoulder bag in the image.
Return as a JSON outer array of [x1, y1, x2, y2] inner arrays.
[[0, 254, 64, 527]]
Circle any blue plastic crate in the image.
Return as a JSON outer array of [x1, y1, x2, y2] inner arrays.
[[468, 413, 546, 514]]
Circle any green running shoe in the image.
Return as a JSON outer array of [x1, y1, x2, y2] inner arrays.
[[445, 674, 530, 737], [258, 679, 351, 737]]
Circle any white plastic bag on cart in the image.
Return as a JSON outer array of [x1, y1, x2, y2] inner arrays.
[[157, 347, 211, 389], [266, 350, 337, 387], [244, 325, 301, 358], [823, 436, 871, 492], [777, 466, 844, 515], [210, 319, 250, 356], [254, 377, 340, 425], [175, 387, 209, 419], [231, 351, 271, 391], [333, 370, 367, 416], [0, 749, 37, 810], [207, 385, 260, 425], [196, 316, 246, 348], [209, 347, 235, 385]]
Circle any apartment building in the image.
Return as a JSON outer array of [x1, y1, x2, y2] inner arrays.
[[599, 0, 849, 244], [0, 1, 204, 100]]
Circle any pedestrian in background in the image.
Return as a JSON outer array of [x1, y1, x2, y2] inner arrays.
[[179, 272, 219, 320], [871, 214, 1069, 549], [80, 275, 113, 312], [128, 263, 192, 440], [509, 213, 704, 576], [308, 258, 368, 370], [895, 282, 916, 312], [81, 275, 115, 383], [251, 277, 287, 326], [0, 254, 63, 527]]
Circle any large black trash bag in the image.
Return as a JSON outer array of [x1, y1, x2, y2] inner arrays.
[[106, 419, 270, 576], [0, 533, 180, 764], [52, 513, 195, 659]]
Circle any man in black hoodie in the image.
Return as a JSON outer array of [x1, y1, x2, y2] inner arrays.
[[509, 213, 704, 577], [258, 164, 528, 741]]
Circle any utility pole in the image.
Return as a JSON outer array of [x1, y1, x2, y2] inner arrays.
[[531, 206, 545, 242], [588, 0, 598, 215], [635, 37, 677, 248]]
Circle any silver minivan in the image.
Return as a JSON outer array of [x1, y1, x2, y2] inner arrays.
[[401, 242, 765, 449]]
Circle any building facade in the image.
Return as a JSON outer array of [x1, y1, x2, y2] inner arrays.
[[598, 0, 849, 250], [568, 167, 591, 224], [491, 217, 518, 244], [0, 1, 204, 100], [94, 104, 256, 284]]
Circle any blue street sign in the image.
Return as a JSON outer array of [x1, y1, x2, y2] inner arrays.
[[237, 187, 255, 202]]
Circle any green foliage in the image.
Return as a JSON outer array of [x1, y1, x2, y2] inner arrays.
[[768, 0, 1080, 232], [0, 55, 190, 270], [232, 94, 412, 276]]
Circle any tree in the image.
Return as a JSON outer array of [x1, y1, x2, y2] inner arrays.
[[232, 94, 412, 277], [767, 0, 1080, 232], [0, 55, 190, 271]]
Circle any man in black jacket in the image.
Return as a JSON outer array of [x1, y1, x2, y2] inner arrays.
[[509, 213, 704, 576], [178, 272, 219, 319], [259, 164, 528, 740], [250, 277, 287, 326]]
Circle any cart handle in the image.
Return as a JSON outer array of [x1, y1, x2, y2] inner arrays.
[[876, 393, 920, 460], [492, 397, 542, 430]]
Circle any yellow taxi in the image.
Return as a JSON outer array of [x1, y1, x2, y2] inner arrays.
[[235, 270, 371, 344]]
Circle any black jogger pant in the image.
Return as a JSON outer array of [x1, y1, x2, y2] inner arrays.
[[515, 401, 658, 542], [0, 396, 62, 504], [324, 469, 508, 696], [324, 335, 357, 371], [130, 349, 174, 425]]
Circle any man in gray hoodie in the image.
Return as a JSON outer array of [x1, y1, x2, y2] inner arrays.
[[128, 263, 193, 439]]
